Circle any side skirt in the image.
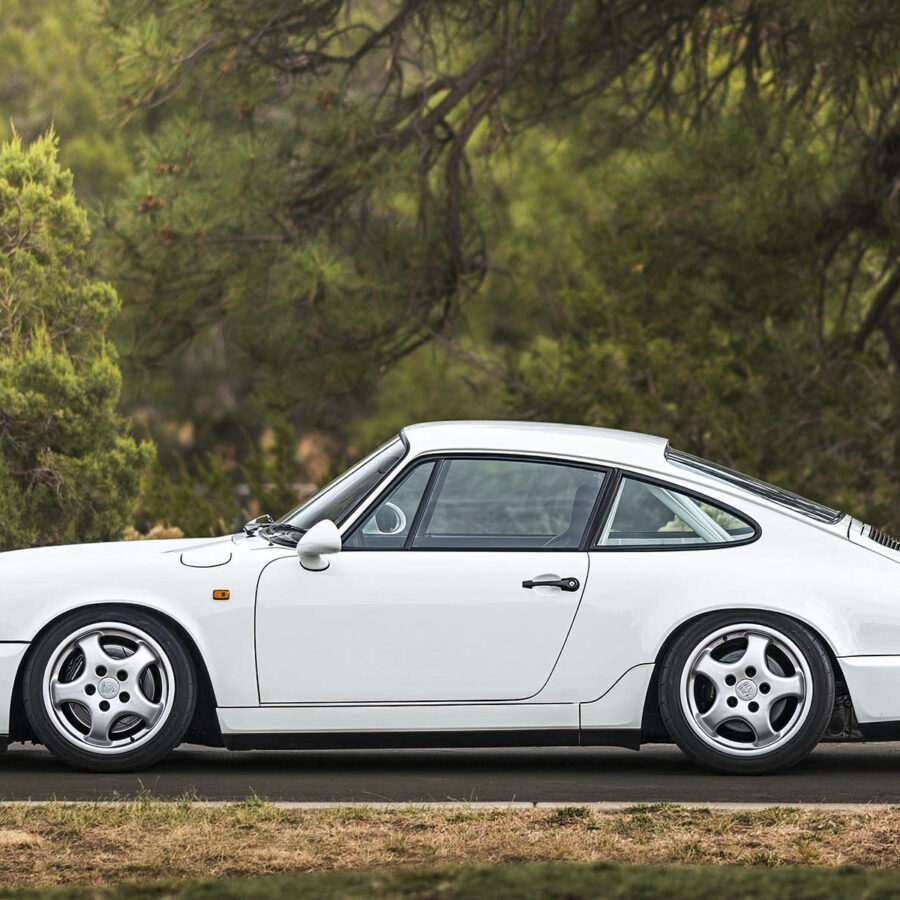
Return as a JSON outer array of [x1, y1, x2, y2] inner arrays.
[[222, 728, 641, 752], [857, 721, 900, 741]]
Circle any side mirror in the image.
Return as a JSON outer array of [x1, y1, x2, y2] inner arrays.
[[374, 501, 407, 535], [296, 519, 341, 571]]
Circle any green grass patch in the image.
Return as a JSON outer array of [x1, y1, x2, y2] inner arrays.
[[2, 862, 898, 900]]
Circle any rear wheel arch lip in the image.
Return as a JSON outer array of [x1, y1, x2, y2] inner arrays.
[[10, 602, 221, 747], [640, 607, 847, 740], [651, 606, 844, 670]]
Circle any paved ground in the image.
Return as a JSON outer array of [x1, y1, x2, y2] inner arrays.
[[0, 742, 899, 803]]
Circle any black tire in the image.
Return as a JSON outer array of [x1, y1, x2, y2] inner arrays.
[[23, 605, 197, 772], [658, 610, 834, 775]]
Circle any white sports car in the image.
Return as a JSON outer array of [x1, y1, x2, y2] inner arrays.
[[1, 421, 898, 774]]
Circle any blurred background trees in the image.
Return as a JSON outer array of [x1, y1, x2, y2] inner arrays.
[[1, 0, 899, 541], [0, 132, 152, 549]]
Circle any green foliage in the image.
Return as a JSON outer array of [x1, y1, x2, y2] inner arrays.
[[3, 861, 900, 899], [139, 423, 303, 536], [93, 0, 615, 515], [480, 6, 900, 528], [6, 1, 900, 536], [0, 132, 153, 550], [138, 452, 236, 539], [0, 0, 133, 202], [98, 8, 470, 455]]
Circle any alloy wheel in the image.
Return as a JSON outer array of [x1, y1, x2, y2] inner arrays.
[[41, 622, 176, 755], [680, 623, 812, 757]]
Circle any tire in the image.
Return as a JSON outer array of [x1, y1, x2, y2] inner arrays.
[[658, 610, 834, 774], [23, 606, 197, 772]]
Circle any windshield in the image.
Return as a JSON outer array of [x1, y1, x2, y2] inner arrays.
[[666, 447, 843, 525], [278, 437, 406, 533]]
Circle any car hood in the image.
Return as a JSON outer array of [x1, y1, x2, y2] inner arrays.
[[0, 536, 236, 569]]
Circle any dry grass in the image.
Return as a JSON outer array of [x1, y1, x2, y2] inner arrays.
[[0, 801, 899, 889]]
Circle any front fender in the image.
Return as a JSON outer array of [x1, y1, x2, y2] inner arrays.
[[0, 538, 291, 707]]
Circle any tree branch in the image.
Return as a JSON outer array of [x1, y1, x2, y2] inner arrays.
[[853, 265, 900, 352]]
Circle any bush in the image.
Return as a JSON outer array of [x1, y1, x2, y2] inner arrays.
[[0, 131, 153, 550]]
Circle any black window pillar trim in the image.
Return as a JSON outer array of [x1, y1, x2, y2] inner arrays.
[[403, 459, 446, 550], [577, 467, 621, 552]]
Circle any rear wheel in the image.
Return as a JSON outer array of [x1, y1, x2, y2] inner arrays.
[[23, 606, 196, 772], [658, 611, 834, 774]]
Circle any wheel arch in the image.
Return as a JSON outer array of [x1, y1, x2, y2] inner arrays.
[[9, 602, 223, 747], [639, 607, 848, 742]]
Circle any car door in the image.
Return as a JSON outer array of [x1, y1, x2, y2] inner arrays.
[[254, 455, 607, 704]]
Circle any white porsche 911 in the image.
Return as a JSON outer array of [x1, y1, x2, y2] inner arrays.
[[1, 421, 898, 774]]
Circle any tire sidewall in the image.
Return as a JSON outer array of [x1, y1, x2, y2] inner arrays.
[[658, 610, 834, 774], [23, 605, 196, 772]]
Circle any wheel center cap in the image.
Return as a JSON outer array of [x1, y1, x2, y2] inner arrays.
[[98, 677, 119, 700], [735, 679, 757, 701]]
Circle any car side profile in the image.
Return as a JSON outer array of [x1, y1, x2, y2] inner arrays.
[[2, 421, 899, 774]]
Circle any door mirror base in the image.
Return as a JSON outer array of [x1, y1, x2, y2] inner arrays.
[[299, 553, 331, 572], [296, 519, 342, 571]]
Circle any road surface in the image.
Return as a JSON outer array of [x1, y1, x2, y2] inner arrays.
[[0, 742, 899, 803]]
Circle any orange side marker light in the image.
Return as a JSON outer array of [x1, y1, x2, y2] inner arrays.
[[213, 589, 230, 600]]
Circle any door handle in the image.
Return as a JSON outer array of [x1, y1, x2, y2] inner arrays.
[[522, 577, 580, 592]]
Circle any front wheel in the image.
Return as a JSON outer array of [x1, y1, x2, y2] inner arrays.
[[23, 606, 196, 772], [658, 611, 834, 774]]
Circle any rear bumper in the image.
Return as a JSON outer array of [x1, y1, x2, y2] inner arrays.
[[840, 655, 900, 723], [0, 643, 28, 736]]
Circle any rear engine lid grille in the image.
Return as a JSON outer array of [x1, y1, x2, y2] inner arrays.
[[869, 527, 900, 552]]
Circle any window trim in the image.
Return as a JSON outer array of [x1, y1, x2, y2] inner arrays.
[[279, 435, 409, 536], [665, 446, 843, 526], [341, 452, 612, 552], [333, 435, 409, 527], [340, 458, 438, 550], [589, 470, 761, 552], [404, 458, 448, 549]]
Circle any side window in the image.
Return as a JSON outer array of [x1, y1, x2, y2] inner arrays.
[[597, 477, 755, 548], [343, 462, 435, 549], [412, 458, 605, 550]]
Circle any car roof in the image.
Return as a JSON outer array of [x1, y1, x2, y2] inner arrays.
[[399, 421, 850, 534], [401, 420, 669, 469]]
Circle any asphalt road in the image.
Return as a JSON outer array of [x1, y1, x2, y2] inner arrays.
[[0, 742, 899, 803]]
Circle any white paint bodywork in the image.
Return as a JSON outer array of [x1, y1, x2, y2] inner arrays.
[[255, 552, 588, 703], [1, 420, 900, 748]]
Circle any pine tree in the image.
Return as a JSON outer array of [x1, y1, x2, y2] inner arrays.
[[0, 0, 134, 203], [0, 132, 153, 550]]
